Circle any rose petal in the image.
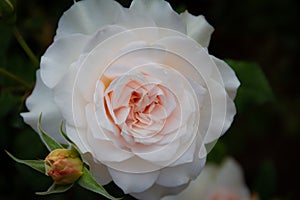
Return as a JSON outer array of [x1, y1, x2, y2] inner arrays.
[[161, 165, 218, 200], [200, 80, 236, 144], [40, 34, 89, 89], [21, 70, 65, 143], [116, 8, 156, 29], [129, 0, 186, 34], [83, 152, 112, 185], [82, 25, 128, 54], [56, 0, 123, 38], [156, 156, 206, 187], [94, 81, 120, 135], [65, 124, 90, 153], [108, 168, 160, 193], [180, 11, 214, 48], [66, 124, 91, 153], [76, 28, 137, 102], [133, 133, 164, 145], [155, 36, 213, 84], [105, 74, 146, 112], [156, 124, 186, 146], [105, 43, 167, 77], [53, 63, 87, 128], [85, 103, 110, 141], [86, 130, 133, 162], [211, 56, 240, 99], [168, 140, 196, 167], [105, 155, 163, 173], [135, 139, 180, 164]]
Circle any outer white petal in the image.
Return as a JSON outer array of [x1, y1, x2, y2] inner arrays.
[[211, 56, 240, 99], [40, 34, 89, 89], [86, 130, 134, 162], [81, 25, 128, 54], [53, 63, 87, 128], [83, 152, 112, 185], [55, 0, 123, 38], [85, 103, 111, 141], [65, 124, 90, 153], [108, 168, 159, 194], [168, 139, 196, 167], [116, 8, 156, 29], [135, 140, 180, 165], [203, 91, 237, 146], [156, 157, 206, 187], [130, 0, 186, 33], [105, 155, 163, 174], [200, 79, 236, 144], [154, 36, 212, 85], [180, 11, 214, 48], [21, 70, 65, 143]]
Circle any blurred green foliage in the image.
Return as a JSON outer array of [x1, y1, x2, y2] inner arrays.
[[0, 0, 16, 25], [0, 0, 299, 200], [227, 60, 274, 112]]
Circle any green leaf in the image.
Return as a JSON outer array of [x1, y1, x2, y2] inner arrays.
[[226, 60, 274, 112], [38, 113, 64, 151], [5, 150, 45, 174], [78, 167, 121, 200], [36, 182, 73, 195]]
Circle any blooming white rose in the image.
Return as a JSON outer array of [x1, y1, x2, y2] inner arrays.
[[162, 158, 251, 200], [21, 0, 240, 199]]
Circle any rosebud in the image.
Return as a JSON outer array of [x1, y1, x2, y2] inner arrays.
[[45, 149, 83, 185]]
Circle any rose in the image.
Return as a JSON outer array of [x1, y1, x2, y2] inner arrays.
[[21, 0, 240, 199], [162, 158, 251, 200]]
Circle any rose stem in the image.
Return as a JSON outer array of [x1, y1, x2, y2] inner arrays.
[[0, 67, 32, 89], [13, 27, 39, 68]]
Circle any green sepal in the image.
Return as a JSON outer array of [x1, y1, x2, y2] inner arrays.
[[5, 150, 45, 174], [78, 167, 122, 200], [38, 113, 64, 151], [60, 121, 83, 160], [60, 121, 73, 145], [36, 182, 73, 195]]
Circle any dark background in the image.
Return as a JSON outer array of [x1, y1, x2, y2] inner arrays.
[[1, 0, 299, 199]]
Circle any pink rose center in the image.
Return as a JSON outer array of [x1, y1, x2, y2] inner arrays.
[[103, 75, 178, 146]]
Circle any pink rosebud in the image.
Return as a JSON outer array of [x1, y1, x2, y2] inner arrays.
[[45, 149, 83, 185]]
